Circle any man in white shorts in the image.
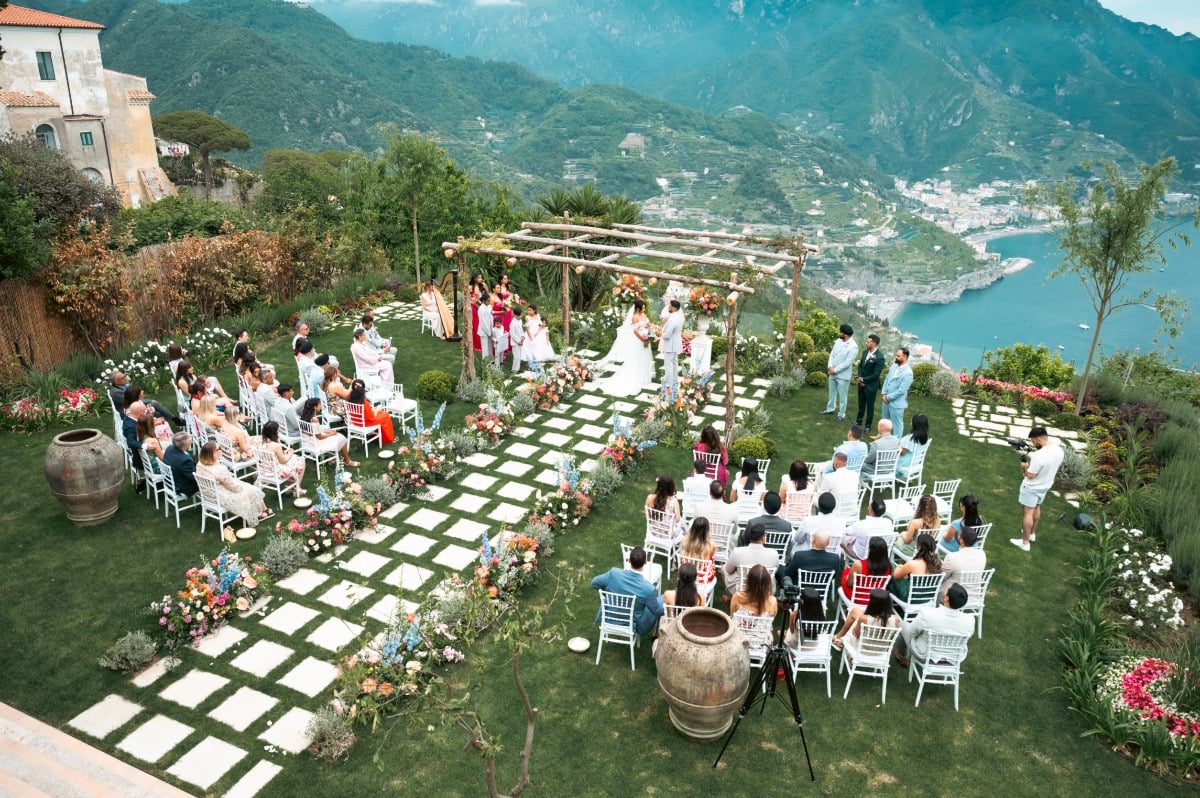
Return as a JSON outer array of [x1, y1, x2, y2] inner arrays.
[[1011, 426, 1064, 552]]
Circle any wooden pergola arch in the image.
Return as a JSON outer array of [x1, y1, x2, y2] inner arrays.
[[442, 219, 817, 446]]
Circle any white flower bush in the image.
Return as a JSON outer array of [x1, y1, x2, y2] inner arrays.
[[95, 327, 232, 392], [1113, 528, 1185, 634]]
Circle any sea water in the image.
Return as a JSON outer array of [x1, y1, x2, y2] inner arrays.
[[893, 230, 1200, 372]]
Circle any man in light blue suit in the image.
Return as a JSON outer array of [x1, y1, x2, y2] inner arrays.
[[592, 546, 664, 637], [823, 323, 857, 420], [880, 347, 914, 438]]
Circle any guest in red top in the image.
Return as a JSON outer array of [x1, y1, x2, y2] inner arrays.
[[840, 536, 892, 602], [693, 425, 729, 486], [347, 379, 396, 444]]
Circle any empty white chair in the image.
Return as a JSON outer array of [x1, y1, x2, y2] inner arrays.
[[908, 631, 971, 710], [680, 479, 709, 522], [862, 447, 901, 500], [595, 590, 639, 670], [194, 472, 239, 536], [386, 384, 418, 433], [732, 610, 776, 669], [660, 603, 686, 630], [343, 401, 382, 457], [708, 521, 737, 568], [137, 448, 166, 509], [896, 445, 929, 490], [891, 573, 947, 623], [955, 568, 996, 639], [789, 619, 837, 697], [883, 484, 925, 532], [932, 479, 962, 523], [840, 623, 902, 703]]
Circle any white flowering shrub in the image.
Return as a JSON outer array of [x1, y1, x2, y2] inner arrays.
[[1113, 528, 1185, 635], [95, 327, 232, 392]]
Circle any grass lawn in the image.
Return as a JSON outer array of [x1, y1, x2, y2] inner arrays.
[[0, 306, 1187, 796]]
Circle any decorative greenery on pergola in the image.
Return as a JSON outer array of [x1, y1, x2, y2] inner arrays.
[[443, 219, 817, 445]]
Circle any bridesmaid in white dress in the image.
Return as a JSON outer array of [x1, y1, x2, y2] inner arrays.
[[599, 299, 655, 397]]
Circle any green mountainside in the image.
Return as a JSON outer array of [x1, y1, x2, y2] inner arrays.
[[311, 0, 1200, 185]]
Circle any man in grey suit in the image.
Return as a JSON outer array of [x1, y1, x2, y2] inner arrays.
[[860, 419, 901, 482], [658, 299, 685, 389]]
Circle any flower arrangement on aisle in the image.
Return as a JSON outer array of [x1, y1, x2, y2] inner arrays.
[[279, 480, 380, 556], [1097, 656, 1200, 745], [599, 414, 657, 474], [475, 529, 541, 598], [148, 547, 270, 649], [612, 274, 646, 305], [644, 366, 714, 447], [465, 396, 516, 445], [528, 456, 593, 528], [523, 355, 593, 410], [1, 386, 100, 432], [688, 286, 723, 317], [957, 373, 1073, 408], [410, 401, 460, 478]]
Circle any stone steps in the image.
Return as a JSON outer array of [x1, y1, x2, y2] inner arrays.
[[0, 703, 191, 798]]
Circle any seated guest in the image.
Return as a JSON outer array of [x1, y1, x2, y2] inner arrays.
[[681, 457, 710, 519], [167, 344, 185, 382], [941, 494, 983, 553], [742, 491, 792, 550], [817, 453, 858, 518], [350, 327, 395, 390], [696, 479, 739, 529], [860, 419, 900, 482], [420, 280, 447, 338], [722, 522, 779, 595], [197, 396, 255, 460], [122, 400, 149, 491], [196, 441, 273, 523], [645, 473, 686, 542], [895, 583, 974, 667], [841, 497, 893, 560], [321, 364, 352, 420], [835, 423, 869, 461], [163, 432, 199, 496], [839, 536, 892, 602], [135, 409, 171, 464], [894, 494, 941, 560], [778, 531, 840, 589], [896, 413, 931, 476], [832, 588, 898, 651], [693, 425, 729, 486], [232, 328, 255, 369], [786, 492, 839, 558], [784, 587, 828, 648], [940, 525, 986, 600], [109, 372, 180, 425], [299, 398, 358, 467], [591, 546, 663, 637], [732, 456, 765, 504], [275, 383, 303, 439], [346, 378, 396, 444], [679, 517, 718, 589], [779, 460, 818, 522], [291, 321, 310, 354], [260, 421, 306, 496], [255, 367, 279, 416], [663, 562, 704, 609], [889, 533, 942, 601], [361, 313, 395, 363], [731, 564, 778, 619]]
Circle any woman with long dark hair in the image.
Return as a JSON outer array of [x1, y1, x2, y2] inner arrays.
[[832, 588, 898, 651], [346, 379, 396, 444], [780, 459, 817, 522], [941, 494, 983, 553], [731, 564, 778, 618], [663, 562, 703, 609], [840, 535, 892, 601], [896, 412, 931, 474], [693, 425, 729, 487], [889, 533, 942, 601]]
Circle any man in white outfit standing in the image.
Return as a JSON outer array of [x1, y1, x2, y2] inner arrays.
[[477, 297, 494, 362], [509, 306, 526, 373], [658, 299, 684, 389], [823, 323, 857, 420]]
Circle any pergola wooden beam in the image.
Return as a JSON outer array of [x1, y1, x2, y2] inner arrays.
[[487, 231, 786, 274]]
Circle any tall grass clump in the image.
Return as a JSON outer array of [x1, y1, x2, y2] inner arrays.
[[1147, 447, 1200, 599]]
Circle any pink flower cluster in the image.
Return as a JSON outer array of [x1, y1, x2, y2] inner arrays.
[[1120, 657, 1200, 739], [957, 374, 1073, 406]]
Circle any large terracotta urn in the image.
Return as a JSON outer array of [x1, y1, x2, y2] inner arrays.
[[44, 428, 125, 526], [655, 607, 750, 740]]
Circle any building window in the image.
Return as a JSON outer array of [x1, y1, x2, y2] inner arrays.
[[35, 124, 58, 150], [80, 131, 94, 147], [36, 52, 55, 81], [81, 168, 104, 184]]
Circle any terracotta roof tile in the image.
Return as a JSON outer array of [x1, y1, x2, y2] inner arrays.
[[0, 4, 105, 30], [0, 91, 60, 108], [126, 89, 156, 104]]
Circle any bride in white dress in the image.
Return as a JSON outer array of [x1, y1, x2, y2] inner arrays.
[[599, 299, 655, 397]]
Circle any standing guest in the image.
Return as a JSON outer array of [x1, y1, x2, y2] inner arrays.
[[942, 495, 984, 554], [832, 588, 898, 651], [731, 564, 778, 619], [896, 413, 932, 477], [722, 523, 779, 596], [299, 398, 358, 467], [841, 497, 893, 560], [696, 479, 739, 529], [663, 562, 704, 609], [491, 295, 509, 368], [880, 347, 913, 437], [346, 379, 396, 444], [167, 343, 185, 381], [778, 531, 840, 589], [860, 419, 901, 482], [591, 546, 663, 637], [1011, 426, 1065, 552], [477, 293, 495, 362], [260, 421, 306, 496], [469, 272, 486, 352], [524, 305, 556, 364], [196, 441, 273, 523], [693, 425, 729, 486], [494, 282, 514, 354], [351, 327, 395, 390], [779, 460, 818, 523], [509, 305, 526, 372], [232, 329, 255, 369], [163, 432, 199, 497], [854, 333, 885, 428], [360, 314, 396, 365], [894, 584, 974, 668], [823, 323, 857, 420], [839, 536, 892, 602]]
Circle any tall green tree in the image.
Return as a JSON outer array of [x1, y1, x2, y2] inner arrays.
[[152, 111, 251, 198], [1042, 158, 1199, 412], [374, 128, 447, 286]]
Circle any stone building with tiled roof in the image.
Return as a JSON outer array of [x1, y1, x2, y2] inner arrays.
[[0, 3, 174, 206]]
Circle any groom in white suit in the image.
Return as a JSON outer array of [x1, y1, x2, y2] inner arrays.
[[659, 299, 685, 389]]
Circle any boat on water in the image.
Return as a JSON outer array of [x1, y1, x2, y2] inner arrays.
[[1079, 323, 1090, 330]]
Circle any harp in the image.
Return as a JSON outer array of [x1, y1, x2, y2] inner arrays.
[[433, 271, 460, 340]]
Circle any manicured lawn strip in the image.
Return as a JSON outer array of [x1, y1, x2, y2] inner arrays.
[[0, 309, 1184, 795]]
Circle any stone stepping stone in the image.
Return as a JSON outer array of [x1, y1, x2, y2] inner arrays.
[[317, 579, 374, 610], [194, 625, 248, 658], [573, 439, 606, 455], [227, 761, 283, 798], [424, 484, 452, 502], [366, 594, 401, 624], [405, 507, 449, 531], [159, 670, 230, 709], [444, 518, 491, 543], [259, 706, 315, 755], [382, 563, 433, 591], [461, 473, 498, 492], [379, 501, 409, 520], [130, 657, 177, 688], [487, 502, 528, 525], [355, 522, 397, 545], [450, 492, 490, 513], [391, 533, 437, 557], [306, 617, 364, 652], [576, 424, 608, 440], [209, 687, 279, 733], [116, 714, 193, 763], [69, 695, 142, 739], [498, 482, 536, 502], [538, 450, 565, 465], [751, 377, 772, 387], [534, 469, 559, 486], [275, 568, 329, 596], [541, 417, 574, 431], [278, 656, 339, 697], [571, 407, 605, 422], [509, 426, 536, 438], [230, 641, 294, 679], [461, 452, 498, 468], [167, 735, 247, 790], [260, 602, 322, 636], [543, 403, 569, 415], [314, 544, 349, 564], [611, 401, 638, 412], [505, 442, 540, 459], [339, 551, 392, 578], [575, 393, 607, 407], [496, 461, 533, 477], [539, 432, 571, 447], [733, 396, 759, 409], [702, 404, 726, 417], [432, 544, 478, 571]]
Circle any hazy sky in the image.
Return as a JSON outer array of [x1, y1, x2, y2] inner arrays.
[[1098, 0, 1199, 36]]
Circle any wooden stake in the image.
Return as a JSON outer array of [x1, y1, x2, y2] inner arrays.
[[459, 253, 475, 383]]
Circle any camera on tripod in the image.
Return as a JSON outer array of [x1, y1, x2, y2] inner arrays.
[[778, 574, 802, 604]]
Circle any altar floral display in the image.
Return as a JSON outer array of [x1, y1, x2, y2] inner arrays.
[[524, 355, 594, 410], [394, 402, 459, 488], [475, 530, 541, 598], [279, 482, 379, 555], [612, 274, 646, 304], [149, 548, 270, 649], [599, 414, 657, 473], [688, 286, 723, 317], [2, 386, 99, 432], [1097, 656, 1200, 745], [529, 457, 593, 528]]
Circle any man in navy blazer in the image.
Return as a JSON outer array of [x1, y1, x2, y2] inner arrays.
[[162, 432, 199, 497], [592, 546, 663, 637]]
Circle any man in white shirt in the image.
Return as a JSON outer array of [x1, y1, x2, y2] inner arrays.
[[681, 458, 711, 520], [823, 323, 857, 420], [1011, 427, 1065, 552], [786, 492, 840, 558], [696, 480, 740, 529], [941, 525, 987, 600], [255, 367, 280, 416], [361, 314, 395, 365], [819, 453, 860, 524], [841, 497, 893, 560], [722, 523, 779, 595], [509, 307, 526, 373], [896, 583, 975, 666]]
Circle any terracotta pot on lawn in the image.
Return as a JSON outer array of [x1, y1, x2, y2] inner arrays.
[[44, 428, 125, 526], [655, 607, 750, 740]]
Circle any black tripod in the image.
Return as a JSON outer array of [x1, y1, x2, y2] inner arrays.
[[713, 598, 816, 779]]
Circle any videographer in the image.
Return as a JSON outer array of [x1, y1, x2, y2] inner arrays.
[[1010, 426, 1064, 553]]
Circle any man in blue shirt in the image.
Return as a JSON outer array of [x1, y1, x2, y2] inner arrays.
[[880, 347, 914, 438], [592, 546, 664, 637]]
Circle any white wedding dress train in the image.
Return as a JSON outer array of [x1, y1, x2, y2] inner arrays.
[[599, 320, 654, 397]]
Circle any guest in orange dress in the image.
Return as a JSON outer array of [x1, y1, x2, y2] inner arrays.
[[347, 380, 396, 444]]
